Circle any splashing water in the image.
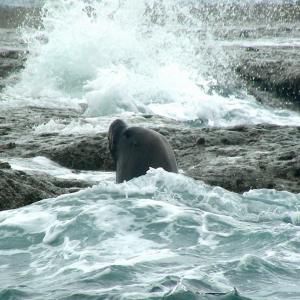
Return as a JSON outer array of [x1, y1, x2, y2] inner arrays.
[[2, 0, 300, 126]]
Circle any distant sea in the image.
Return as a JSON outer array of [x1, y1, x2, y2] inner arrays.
[[0, 0, 44, 7]]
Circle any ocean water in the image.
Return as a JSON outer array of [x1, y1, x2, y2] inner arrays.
[[1, 167, 300, 299], [0, 0, 300, 299]]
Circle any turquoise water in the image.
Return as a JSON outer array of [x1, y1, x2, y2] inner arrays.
[[0, 0, 300, 299], [1, 169, 300, 299]]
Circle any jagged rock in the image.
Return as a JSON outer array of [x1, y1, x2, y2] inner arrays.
[[1, 105, 299, 194], [43, 135, 114, 171], [0, 166, 91, 211], [0, 142, 16, 151], [236, 46, 300, 107], [32, 123, 300, 194], [0, 160, 11, 169], [160, 124, 300, 193], [0, 48, 26, 87], [0, 6, 42, 28]]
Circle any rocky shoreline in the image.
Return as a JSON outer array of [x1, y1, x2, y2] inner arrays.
[[1, 105, 299, 210], [0, 47, 26, 90], [0, 45, 300, 210], [30, 121, 300, 194], [236, 46, 300, 109], [0, 162, 90, 211], [0, 5, 41, 28], [0, 4, 300, 210]]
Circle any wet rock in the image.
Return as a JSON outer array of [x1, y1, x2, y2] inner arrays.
[[0, 106, 82, 158], [0, 161, 11, 169], [236, 46, 300, 107], [0, 142, 16, 151], [1, 105, 299, 204], [0, 125, 12, 136], [0, 6, 42, 29], [0, 168, 91, 211], [0, 48, 26, 84], [168, 124, 300, 193], [42, 135, 114, 171], [36, 123, 300, 194], [0, 106, 97, 211]]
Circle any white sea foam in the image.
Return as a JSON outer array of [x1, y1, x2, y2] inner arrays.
[[0, 207, 56, 234], [6, 156, 114, 182], [1, 168, 300, 298], [289, 212, 300, 226], [43, 219, 76, 244], [33, 118, 111, 135], [2, 0, 299, 127]]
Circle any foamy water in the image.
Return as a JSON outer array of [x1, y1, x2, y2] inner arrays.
[[5, 156, 115, 182], [1, 169, 300, 299], [2, 0, 300, 128]]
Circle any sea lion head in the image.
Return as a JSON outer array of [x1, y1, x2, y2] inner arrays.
[[108, 119, 128, 161]]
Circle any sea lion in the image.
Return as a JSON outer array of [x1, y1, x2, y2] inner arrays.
[[108, 119, 178, 183]]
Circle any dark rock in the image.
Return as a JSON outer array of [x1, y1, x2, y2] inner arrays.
[[35, 123, 300, 194], [171, 124, 300, 193], [0, 168, 91, 211], [0, 48, 25, 60], [191, 3, 300, 24], [0, 107, 100, 211], [0, 6, 42, 29], [196, 137, 206, 145], [245, 47, 259, 52], [0, 48, 26, 82], [236, 46, 300, 107], [41, 135, 114, 171], [0, 142, 16, 151], [0, 161, 11, 169], [0, 106, 82, 158], [1, 106, 299, 206], [0, 125, 12, 136]]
